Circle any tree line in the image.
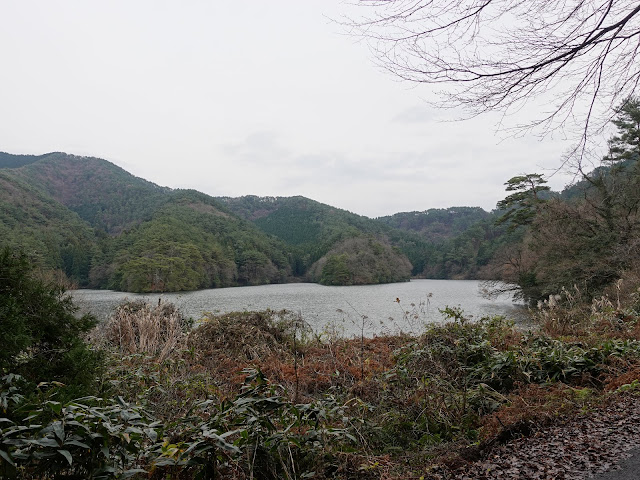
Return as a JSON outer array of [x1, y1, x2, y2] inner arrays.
[[486, 98, 640, 304]]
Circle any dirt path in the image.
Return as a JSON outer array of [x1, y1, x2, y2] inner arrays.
[[592, 447, 640, 480], [434, 393, 640, 479]]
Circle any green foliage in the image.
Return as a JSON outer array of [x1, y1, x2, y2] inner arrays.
[[153, 369, 353, 479], [1, 368, 353, 479], [1, 151, 517, 290], [107, 192, 292, 292], [370, 206, 521, 281], [0, 150, 560, 291], [311, 236, 412, 286], [381, 310, 508, 442], [221, 195, 430, 278], [0, 375, 25, 415], [0, 171, 99, 286], [604, 96, 640, 165], [253, 200, 324, 246], [0, 247, 102, 399], [321, 254, 352, 286], [1, 395, 158, 479], [419, 217, 517, 280], [0, 152, 46, 169], [378, 207, 491, 242], [365, 307, 640, 449], [8, 152, 170, 235], [0, 154, 294, 292], [495, 174, 550, 231], [222, 196, 385, 249]]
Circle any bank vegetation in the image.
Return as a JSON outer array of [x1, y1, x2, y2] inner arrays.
[[3, 245, 640, 479]]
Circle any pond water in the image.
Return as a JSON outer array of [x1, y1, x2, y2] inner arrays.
[[70, 279, 530, 337]]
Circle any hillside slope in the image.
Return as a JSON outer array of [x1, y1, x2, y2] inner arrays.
[[0, 152, 295, 291], [377, 207, 491, 243], [104, 190, 293, 292], [219, 195, 423, 281], [1, 151, 510, 290], [7, 152, 170, 234], [0, 170, 99, 286]]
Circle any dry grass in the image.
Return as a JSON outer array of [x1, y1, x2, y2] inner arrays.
[[533, 278, 640, 343], [91, 300, 189, 362], [188, 310, 299, 361], [479, 383, 583, 442], [603, 364, 640, 391], [184, 310, 402, 401], [534, 287, 593, 338]]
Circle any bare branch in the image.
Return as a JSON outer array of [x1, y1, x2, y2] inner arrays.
[[346, 0, 640, 155]]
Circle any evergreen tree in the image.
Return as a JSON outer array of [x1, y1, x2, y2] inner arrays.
[[604, 97, 640, 165], [496, 174, 550, 231], [0, 247, 102, 398]]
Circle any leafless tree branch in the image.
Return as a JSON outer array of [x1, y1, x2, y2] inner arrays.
[[346, 0, 640, 158]]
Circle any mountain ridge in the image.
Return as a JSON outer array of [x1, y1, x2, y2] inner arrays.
[[4, 151, 480, 291]]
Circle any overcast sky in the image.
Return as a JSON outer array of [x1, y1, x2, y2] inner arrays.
[[1, 1, 576, 218]]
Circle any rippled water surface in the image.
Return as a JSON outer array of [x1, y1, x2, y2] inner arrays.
[[70, 280, 529, 337]]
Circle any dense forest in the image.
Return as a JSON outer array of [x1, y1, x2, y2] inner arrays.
[[0, 154, 295, 292], [0, 170, 99, 286], [219, 195, 428, 279], [218, 195, 518, 283], [377, 207, 491, 242], [0, 153, 515, 292]]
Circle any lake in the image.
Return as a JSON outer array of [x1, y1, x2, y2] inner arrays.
[[70, 279, 530, 337]]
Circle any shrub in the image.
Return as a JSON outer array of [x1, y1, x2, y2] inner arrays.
[[91, 300, 190, 362], [150, 368, 354, 480], [0, 247, 102, 400], [1, 394, 159, 479]]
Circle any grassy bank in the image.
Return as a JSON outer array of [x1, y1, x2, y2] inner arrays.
[[3, 286, 640, 479]]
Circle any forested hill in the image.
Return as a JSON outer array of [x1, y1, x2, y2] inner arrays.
[[0, 169, 99, 286], [0, 152, 51, 168], [219, 195, 394, 246], [218, 195, 420, 283], [0, 152, 294, 291], [219, 196, 516, 282], [373, 207, 518, 280], [5, 152, 170, 234], [1, 151, 510, 291], [377, 207, 492, 243]]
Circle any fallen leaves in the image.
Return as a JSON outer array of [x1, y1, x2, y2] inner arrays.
[[433, 393, 640, 479]]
